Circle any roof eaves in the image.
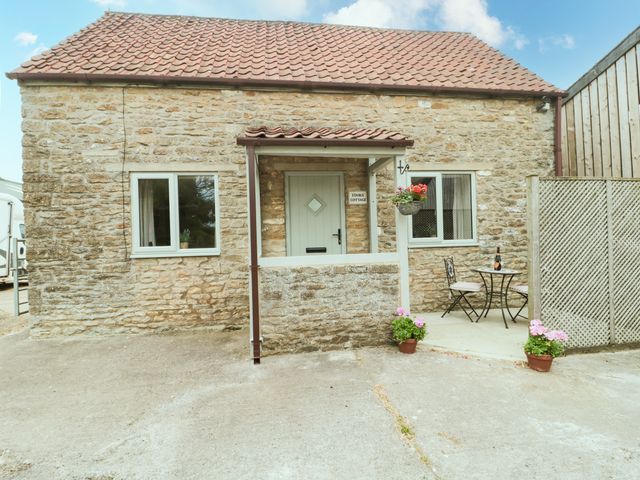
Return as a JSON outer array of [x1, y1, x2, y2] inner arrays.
[[5, 71, 564, 97]]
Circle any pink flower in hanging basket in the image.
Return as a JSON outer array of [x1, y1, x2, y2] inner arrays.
[[391, 184, 428, 205]]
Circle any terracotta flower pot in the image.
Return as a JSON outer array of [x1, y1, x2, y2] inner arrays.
[[398, 338, 417, 354], [525, 352, 553, 372], [180, 242, 189, 249], [396, 201, 422, 216]]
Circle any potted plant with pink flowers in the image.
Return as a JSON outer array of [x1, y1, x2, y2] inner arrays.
[[392, 307, 427, 354], [524, 319, 568, 372]]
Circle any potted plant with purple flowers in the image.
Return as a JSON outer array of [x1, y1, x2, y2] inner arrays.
[[524, 319, 568, 372], [392, 307, 427, 354]]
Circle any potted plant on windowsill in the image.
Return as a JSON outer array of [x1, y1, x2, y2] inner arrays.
[[524, 319, 568, 372], [391, 184, 428, 215], [180, 228, 191, 249], [392, 307, 427, 354]]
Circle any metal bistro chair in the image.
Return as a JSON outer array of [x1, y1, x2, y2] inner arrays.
[[442, 257, 483, 322], [506, 283, 528, 321]]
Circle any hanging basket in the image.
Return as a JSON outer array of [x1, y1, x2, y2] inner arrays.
[[395, 201, 423, 216]]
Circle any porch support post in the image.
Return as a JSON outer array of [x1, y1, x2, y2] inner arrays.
[[247, 145, 261, 364], [394, 155, 411, 310], [368, 157, 379, 254], [527, 175, 540, 320]]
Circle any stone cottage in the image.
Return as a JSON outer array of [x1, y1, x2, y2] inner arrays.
[[7, 12, 562, 362]]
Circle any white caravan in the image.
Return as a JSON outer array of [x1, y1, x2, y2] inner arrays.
[[0, 178, 26, 284]]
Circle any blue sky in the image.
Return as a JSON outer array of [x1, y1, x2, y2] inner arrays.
[[1, 0, 638, 182]]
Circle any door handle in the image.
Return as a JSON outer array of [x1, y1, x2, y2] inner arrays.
[[332, 228, 342, 245]]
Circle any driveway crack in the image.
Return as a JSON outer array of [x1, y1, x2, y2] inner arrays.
[[372, 383, 442, 479]]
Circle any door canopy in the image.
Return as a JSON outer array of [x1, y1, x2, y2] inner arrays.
[[237, 126, 414, 148]]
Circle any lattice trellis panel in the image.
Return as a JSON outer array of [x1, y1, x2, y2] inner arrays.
[[534, 178, 640, 349], [611, 181, 640, 344], [538, 180, 610, 348]]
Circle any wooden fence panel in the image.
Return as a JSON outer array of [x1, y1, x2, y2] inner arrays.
[[566, 98, 577, 176], [589, 81, 603, 176], [611, 180, 640, 343], [626, 47, 640, 176], [561, 106, 569, 176], [561, 39, 640, 179], [574, 95, 585, 176], [616, 56, 632, 177], [581, 89, 594, 176], [607, 65, 623, 177], [597, 73, 612, 176], [534, 179, 610, 348], [529, 177, 640, 349]]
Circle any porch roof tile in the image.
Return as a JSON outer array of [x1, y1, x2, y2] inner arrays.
[[244, 126, 410, 141]]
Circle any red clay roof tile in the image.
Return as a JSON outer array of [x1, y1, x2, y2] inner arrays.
[[7, 12, 561, 95], [244, 126, 410, 141]]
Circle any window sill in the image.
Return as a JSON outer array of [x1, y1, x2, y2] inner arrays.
[[130, 249, 220, 259], [408, 242, 479, 249], [259, 253, 400, 267]]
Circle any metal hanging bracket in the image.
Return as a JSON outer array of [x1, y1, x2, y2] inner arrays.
[[397, 159, 410, 175]]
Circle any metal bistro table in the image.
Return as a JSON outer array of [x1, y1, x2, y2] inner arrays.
[[472, 267, 521, 329]]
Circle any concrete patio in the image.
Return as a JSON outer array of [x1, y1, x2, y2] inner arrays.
[[421, 308, 529, 361]]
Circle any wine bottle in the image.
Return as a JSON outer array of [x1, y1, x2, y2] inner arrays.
[[493, 247, 502, 271]]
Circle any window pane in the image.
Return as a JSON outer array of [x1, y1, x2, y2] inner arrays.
[[178, 175, 217, 249], [443, 174, 473, 240], [411, 176, 438, 238], [138, 179, 171, 247]]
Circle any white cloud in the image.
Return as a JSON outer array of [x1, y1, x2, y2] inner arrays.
[[324, 0, 435, 29], [90, 0, 126, 7], [268, 0, 308, 19], [538, 34, 576, 52], [437, 0, 504, 45], [505, 26, 528, 50], [167, 0, 218, 17], [29, 44, 49, 58], [14, 32, 38, 46], [323, 0, 527, 49], [162, 0, 307, 20], [554, 34, 575, 49]]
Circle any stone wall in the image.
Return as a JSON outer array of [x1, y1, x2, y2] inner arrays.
[[375, 163, 398, 253], [20, 84, 555, 341], [259, 263, 399, 353], [258, 156, 370, 256]]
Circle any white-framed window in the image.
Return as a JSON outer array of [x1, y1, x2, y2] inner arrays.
[[408, 172, 477, 247], [130, 172, 220, 258]]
